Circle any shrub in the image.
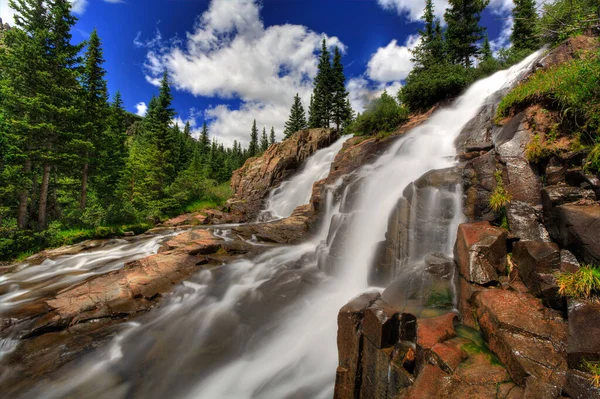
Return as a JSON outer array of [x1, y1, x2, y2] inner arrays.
[[349, 90, 409, 136], [489, 170, 512, 212], [399, 63, 475, 112], [585, 143, 600, 173], [556, 265, 600, 298], [539, 0, 600, 44]]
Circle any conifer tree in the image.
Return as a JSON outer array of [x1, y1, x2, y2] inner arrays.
[[311, 39, 332, 128], [199, 122, 210, 155], [248, 120, 259, 157], [269, 127, 276, 145], [444, 0, 489, 67], [80, 28, 108, 210], [411, 0, 445, 69], [481, 34, 493, 61], [331, 47, 351, 133], [308, 94, 319, 128], [511, 0, 539, 51], [260, 127, 269, 152], [284, 93, 308, 138]]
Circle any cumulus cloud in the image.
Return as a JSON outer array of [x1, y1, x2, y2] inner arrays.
[[367, 35, 419, 83], [138, 0, 343, 147], [376, 0, 449, 21], [347, 78, 404, 113], [136, 102, 148, 117]]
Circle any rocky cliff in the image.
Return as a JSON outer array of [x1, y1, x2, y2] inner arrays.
[[334, 35, 600, 399], [228, 128, 338, 221]]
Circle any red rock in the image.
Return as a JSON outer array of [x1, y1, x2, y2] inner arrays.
[[429, 337, 469, 373], [563, 368, 600, 399], [363, 299, 400, 349], [416, 312, 458, 351], [524, 375, 561, 399], [360, 339, 394, 399], [454, 222, 507, 285], [473, 288, 567, 387], [404, 364, 451, 399]]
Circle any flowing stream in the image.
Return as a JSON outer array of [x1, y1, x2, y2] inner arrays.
[[259, 135, 350, 221], [6, 51, 542, 399]]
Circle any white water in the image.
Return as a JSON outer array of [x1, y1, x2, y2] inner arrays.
[[259, 135, 350, 221], [8, 51, 542, 399]]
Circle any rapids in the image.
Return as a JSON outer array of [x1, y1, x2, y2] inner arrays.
[[4, 50, 542, 399]]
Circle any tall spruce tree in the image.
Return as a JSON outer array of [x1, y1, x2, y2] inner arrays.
[[80, 28, 108, 210], [260, 127, 269, 152], [331, 47, 351, 133], [308, 94, 319, 128], [511, 0, 539, 51], [444, 0, 489, 67], [411, 0, 445, 69], [199, 122, 210, 155], [284, 93, 307, 138], [311, 39, 332, 128], [481, 34, 493, 61], [248, 120, 259, 157], [269, 127, 276, 145]]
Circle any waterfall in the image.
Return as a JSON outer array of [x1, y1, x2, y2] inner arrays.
[[14, 51, 542, 399], [259, 135, 350, 221]]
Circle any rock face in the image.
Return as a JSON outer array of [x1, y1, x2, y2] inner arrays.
[[454, 222, 507, 285], [228, 128, 338, 221], [545, 204, 600, 264]]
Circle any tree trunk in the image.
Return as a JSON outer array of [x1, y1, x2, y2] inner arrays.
[[38, 163, 51, 230], [17, 158, 32, 229], [80, 160, 88, 210]]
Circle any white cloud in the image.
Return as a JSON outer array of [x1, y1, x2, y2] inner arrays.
[[347, 78, 403, 113], [139, 0, 343, 147], [367, 35, 419, 83], [376, 0, 449, 21], [135, 102, 148, 117]]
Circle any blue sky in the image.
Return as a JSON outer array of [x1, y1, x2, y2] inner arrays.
[[0, 0, 516, 146]]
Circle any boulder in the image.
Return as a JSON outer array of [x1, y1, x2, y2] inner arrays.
[[232, 204, 314, 244], [404, 364, 451, 399], [462, 151, 501, 222], [416, 312, 458, 351], [362, 300, 400, 349], [228, 128, 338, 221], [560, 249, 580, 273], [547, 204, 600, 264], [567, 299, 600, 368], [334, 292, 381, 399], [563, 368, 600, 399], [473, 288, 567, 388], [512, 241, 563, 310], [454, 222, 507, 285]]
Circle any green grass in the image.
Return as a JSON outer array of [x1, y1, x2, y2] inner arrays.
[[556, 265, 600, 299], [489, 170, 512, 212], [583, 359, 600, 388], [496, 52, 600, 149], [184, 181, 232, 214]]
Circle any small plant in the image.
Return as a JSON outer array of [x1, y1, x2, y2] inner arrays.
[[556, 265, 600, 299], [583, 359, 600, 388], [489, 169, 512, 212], [525, 134, 551, 163], [585, 143, 600, 174]]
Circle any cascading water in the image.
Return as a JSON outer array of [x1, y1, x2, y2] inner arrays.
[[259, 135, 350, 221], [8, 51, 542, 399]]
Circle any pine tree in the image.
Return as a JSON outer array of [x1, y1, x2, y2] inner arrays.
[[284, 93, 308, 138], [331, 47, 351, 133], [248, 119, 259, 157], [412, 0, 446, 70], [511, 0, 539, 51], [481, 34, 493, 61], [308, 94, 319, 128], [260, 127, 269, 152], [444, 0, 489, 67], [199, 122, 210, 155], [311, 39, 333, 128], [269, 127, 276, 145], [80, 27, 108, 210]]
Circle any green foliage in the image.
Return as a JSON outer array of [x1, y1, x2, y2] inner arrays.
[[284, 93, 307, 138], [400, 63, 475, 112], [525, 134, 552, 162], [539, 0, 600, 44], [556, 265, 600, 298], [248, 120, 259, 157], [444, 0, 489, 67], [497, 52, 600, 142], [349, 91, 409, 136], [489, 169, 512, 212], [583, 359, 600, 388], [585, 143, 600, 173], [511, 0, 540, 51]]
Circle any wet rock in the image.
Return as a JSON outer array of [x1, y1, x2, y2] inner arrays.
[[454, 222, 507, 285], [424, 253, 454, 280], [232, 204, 314, 244], [360, 340, 394, 399], [229, 128, 337, 221], [524, 375, 561, 399], [457, 274, 484, 329], [547, 204, 600, 264], [563, 368, 600, 399], [542, 185, 596, 209], [560, 249, 580, 273], [413, 166, 462, 190], [567, 299, 600, 368], [334, 292, 381, 399], [512, 240, 563, 310], [462, 150, 500, 222], [363, 299, 400, 349], [455, 100, 499, 153], [428, 337, 469, 373], [416, 312, 458, 351], [473, 288, 567, 387], [369, 240, 395, 287], [404, 364, 451, 399], [123, 231, 135, 237], [162, 213, 207, 227], [389, 344, 416, 394]]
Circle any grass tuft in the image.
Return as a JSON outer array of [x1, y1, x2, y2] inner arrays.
[[556, 265, 600, 299], [489, 169, 512, 212], [583, 359, 600, 388]]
